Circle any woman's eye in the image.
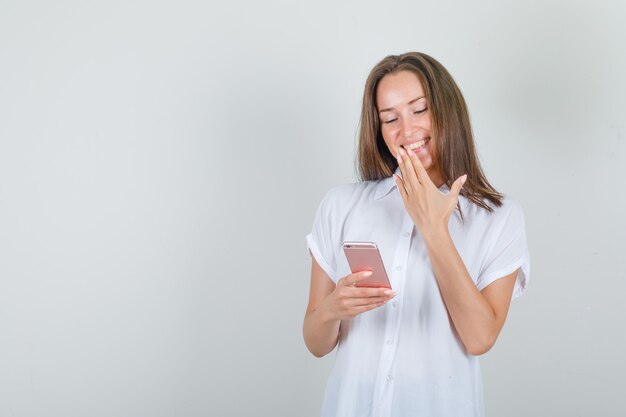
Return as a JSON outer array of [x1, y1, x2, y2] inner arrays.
[[413, 108, 427, 115], [383, 118, 397, 124]]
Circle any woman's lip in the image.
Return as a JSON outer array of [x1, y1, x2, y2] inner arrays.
[[404, 137, 430, 150]]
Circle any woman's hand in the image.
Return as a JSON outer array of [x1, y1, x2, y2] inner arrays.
[[393, 146, 466, 239], [304, 260, 396, 357], [318, 271, 396, 322]]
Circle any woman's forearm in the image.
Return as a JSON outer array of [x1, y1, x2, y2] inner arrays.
[[423, 227, 500, 355], [303, 305, 341, 358]]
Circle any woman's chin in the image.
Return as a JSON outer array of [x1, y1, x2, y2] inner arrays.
[[417, 153, 433, 170]]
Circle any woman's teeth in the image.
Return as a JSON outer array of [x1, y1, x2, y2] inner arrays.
[[407, 138, 430, 150]]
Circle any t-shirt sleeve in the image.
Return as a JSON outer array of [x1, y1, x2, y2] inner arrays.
[[476, 199, 530, 299], [306, 190, 341, 283]]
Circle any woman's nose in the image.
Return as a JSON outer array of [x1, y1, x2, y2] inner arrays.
[[401, 119, 416, 139]]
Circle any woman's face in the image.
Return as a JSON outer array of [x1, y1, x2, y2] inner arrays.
[[376, 70, 440, 182]]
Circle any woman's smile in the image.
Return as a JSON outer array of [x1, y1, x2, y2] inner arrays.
[[406, 138, 428, 149]]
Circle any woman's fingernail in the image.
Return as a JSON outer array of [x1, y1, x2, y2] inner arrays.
[[406, 146, 414, 155], [384, 290, 396, 297], [461, 174, 467, 185], [399, 147, 406, 156], [362, 271, 373, 277]]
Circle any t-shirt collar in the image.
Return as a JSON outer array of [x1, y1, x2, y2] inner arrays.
[[373, 168, 401, 200]]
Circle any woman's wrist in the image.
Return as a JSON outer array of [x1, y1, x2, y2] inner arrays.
[[421, 223, 450, 246], [320, 306, 340, 325]]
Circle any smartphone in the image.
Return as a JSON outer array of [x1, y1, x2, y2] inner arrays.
[[342, 241, 392, 289]]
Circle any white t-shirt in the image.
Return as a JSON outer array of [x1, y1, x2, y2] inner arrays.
[[306, 174, 530, 417]]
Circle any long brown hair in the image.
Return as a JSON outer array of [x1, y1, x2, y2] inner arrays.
[[358, 52, 502, 211]]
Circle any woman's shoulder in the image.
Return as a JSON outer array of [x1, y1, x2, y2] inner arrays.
[[463, 193, 526, 228], [319, 179, 383, 205], [312, 179, 386, 221], [491, 195, 524, 219]]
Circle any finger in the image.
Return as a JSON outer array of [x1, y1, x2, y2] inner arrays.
[[449, 174, 467, 201], [394, 174, 409, 201], [340, 270, 373, 287], [345, 295, 395, 307], [350, 286, 396, 298], [406, 146, 433, 187], [395, 150, 409, 194], [398, 147, 421, 192]]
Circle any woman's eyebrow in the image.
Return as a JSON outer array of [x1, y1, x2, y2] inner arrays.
[[379, 96, 426, 113]]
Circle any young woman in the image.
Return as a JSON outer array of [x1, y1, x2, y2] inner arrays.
[[303, 52, 530, 417]]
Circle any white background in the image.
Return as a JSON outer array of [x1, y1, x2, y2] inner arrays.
[[1, 0, 625, 416]]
